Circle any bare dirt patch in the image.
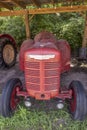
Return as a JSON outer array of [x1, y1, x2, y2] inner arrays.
[[62, 59, 87, 91]]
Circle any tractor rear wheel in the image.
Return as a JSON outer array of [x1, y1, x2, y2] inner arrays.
[[1, 78, 22, 117], [69, 80, 87, 120], [0, 39, 17, 68]]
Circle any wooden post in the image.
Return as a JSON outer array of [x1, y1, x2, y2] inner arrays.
[[82, 12, 87, 48], [25, 10, 30, 39], [79, 12, 87, 59]]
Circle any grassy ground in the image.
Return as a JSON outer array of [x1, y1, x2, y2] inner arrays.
[[0, 100, 87, 130], [0, 61, 87, 130]]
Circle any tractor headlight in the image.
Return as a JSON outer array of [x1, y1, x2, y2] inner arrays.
[[24, 98, 32, 107]]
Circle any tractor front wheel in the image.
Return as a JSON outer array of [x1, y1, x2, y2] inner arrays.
[[1, 78, 22, 117], [69, 80, 87, 120]]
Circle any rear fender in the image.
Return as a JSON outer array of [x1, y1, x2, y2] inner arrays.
[[0, 34, 17, 47]]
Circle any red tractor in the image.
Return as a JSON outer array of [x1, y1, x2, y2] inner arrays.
[[1, 31, 87, 120], [0, 34, 17, 68]]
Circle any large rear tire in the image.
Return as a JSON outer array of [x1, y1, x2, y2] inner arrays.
[[69, 80, 87, 120], [1, 78, 22, 117], [0, 38, 17, 68]]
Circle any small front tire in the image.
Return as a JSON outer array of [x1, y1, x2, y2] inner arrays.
[[69, 80, 87, 121], [1, 78, 22, 117]]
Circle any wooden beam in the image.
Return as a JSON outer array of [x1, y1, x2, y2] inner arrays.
[[10, 0, 26, 9], [31, 0, 41, 7], [0, 2, 13, 10], [82, 12, 87, 48], [24, 11, 30, 39], [0, 5, 87, 16]]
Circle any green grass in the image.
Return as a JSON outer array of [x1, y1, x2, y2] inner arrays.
[[0, 101, 87, 130]]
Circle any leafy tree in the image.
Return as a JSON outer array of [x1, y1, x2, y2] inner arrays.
[[0, 16, 26, 47], [0, 12, 85, 53]]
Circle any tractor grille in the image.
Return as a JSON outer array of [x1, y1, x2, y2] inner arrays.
[[44, 62, 60, 91], [25, 61, 60, 92], [25, 62, 40, 91]]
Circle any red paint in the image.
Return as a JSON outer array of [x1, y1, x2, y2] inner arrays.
[[55, 40, 71, 73], [20, 39, 70, 73], [19, 31, 71, 100], [70, 88, 76, 112], [0, 34, 16, 47], [19, 39, 34, 71], [24, 47, 61, 99], [17, 86, 72, 100], [10, 87, 20, 110]]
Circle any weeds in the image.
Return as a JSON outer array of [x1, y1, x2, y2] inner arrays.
[[0, 101, 87, 130]]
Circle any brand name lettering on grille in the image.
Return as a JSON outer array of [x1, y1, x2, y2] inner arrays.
[[28, 55, 55, 60]]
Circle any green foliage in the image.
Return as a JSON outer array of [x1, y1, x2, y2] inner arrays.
[[0, 16, 26, 47], [59, 14, 84, 50], [30, 13, 85, 50], [0, 12, 85, 50], [0, 103, 87, 130]]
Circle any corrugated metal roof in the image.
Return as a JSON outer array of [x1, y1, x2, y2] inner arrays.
[[0, 0, 86, 10]]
